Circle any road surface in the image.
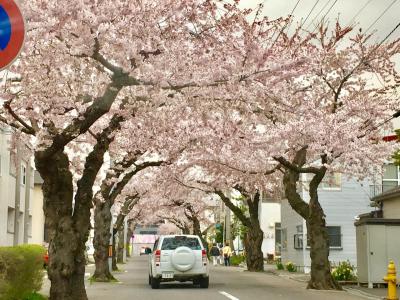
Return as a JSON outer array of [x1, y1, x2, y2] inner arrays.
[[42, 256, 372, 300]]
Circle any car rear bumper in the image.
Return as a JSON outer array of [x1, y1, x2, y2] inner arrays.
[[155, 273, 208, 282]]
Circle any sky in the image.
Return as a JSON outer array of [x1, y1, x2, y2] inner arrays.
[[240, 0, 400, 42]]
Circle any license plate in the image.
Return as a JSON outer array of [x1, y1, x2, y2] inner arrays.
[[162, 272, 174, 279]]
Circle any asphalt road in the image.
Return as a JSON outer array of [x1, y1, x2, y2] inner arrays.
[[42, 256, 371, 300]]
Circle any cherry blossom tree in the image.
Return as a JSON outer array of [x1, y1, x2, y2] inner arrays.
[[0, 1, 268, 298], [187, 22, 400, 288]]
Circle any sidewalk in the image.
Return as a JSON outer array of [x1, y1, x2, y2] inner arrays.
[[260, 263, 394, 300]]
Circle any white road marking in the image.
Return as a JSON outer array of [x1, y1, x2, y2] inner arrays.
[[219, 291, 240, 300]]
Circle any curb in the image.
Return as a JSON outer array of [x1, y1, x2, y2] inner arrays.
[[343, 287, 383, 300]]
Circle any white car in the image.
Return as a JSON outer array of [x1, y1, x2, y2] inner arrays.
[[148, 235, 209, 289]]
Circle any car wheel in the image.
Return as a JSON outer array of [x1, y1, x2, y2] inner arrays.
[[151, 276, 160, 289], [199, 276, 209, 288]]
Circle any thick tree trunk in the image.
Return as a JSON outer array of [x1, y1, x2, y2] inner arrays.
[[117, 227, 124, 263], [244, 225, 264, 271], [93, 200, 115, 281], [307, 175, 341, 290], [245, 192, 264, 272], [278, 148, 341, 290], [36, 151, 88, 300]]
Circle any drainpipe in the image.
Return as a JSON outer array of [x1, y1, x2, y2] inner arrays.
[[13, 141, 21, 246], [23, 161, 32, 243]]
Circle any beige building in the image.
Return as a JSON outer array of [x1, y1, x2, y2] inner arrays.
[[374, 187, 400, 219], [0, 126, 44, 246]]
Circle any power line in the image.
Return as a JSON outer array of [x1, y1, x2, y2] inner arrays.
[[346, 0, 373, 27], [304, 0, 332, 30], [364, 0, 398, 35], [300, 0, 321, 28], [270, 0, 302, 48], [309, 0, 338, 33]]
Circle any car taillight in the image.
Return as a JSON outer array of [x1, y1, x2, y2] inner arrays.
[[202, 249, 207, 265], [155, 249, 161, 266]]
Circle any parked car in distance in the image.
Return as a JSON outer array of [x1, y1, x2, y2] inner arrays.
[[148, 235, 209, 289]]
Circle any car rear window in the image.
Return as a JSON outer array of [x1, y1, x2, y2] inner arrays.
[[161, 236, 202, 250]]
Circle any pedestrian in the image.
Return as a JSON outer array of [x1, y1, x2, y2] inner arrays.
[[209, 243, 220, 266], [218, 243, 223, 265], [222, 242, 232, 266]]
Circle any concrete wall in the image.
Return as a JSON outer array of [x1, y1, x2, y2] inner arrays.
[[259, 202, 281, 257]]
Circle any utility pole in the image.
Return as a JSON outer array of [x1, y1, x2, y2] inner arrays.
[[13, 141, 21, 246]]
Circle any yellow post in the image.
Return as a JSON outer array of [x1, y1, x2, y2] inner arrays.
[[383, 261, 398, 300]]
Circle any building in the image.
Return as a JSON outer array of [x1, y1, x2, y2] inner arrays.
[[355, 186, 400, 287], [0, 126, 44, 246], [259, 201, 281, 258], [280, 174, 371, 273]]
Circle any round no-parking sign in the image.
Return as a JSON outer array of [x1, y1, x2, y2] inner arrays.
[[0, 0, 25, 70]]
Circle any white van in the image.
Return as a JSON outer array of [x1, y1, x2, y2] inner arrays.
[[148, 235, 209, 289]]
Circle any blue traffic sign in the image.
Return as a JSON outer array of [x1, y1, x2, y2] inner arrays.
[[0, 0, 25, 70]]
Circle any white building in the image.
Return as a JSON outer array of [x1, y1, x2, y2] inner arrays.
[[259, 201, 281, 258], [0, 126, 44, 246]]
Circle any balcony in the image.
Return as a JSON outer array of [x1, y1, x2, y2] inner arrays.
[[370, 184, 400, 198]]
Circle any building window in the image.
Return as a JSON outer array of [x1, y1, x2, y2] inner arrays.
[[21, 165, 26, 185], [7, 207, 15, 233], [327, 226, 342, 248], [281, 228, 287, 251], [275, 223, 281, 255], [304, 226, 342, 249], [321, 173, 341, 190], [382, 164, 400, 192], [294, 225, 303, 249]]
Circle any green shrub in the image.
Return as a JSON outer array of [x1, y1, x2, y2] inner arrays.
[[230, 255, 246, 266], [285, 261, 297, 272], [23, 292, 47, 300], [276, 261, 284, 270], [0, 244, 46, 300], [331, 261, 357, 281]]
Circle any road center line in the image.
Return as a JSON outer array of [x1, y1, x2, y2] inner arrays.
[[219, 291, 240, 300]]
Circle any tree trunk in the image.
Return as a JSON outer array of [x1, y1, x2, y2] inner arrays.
[[112, 233, 118, 271], [245, 192, 264, 272], [93, 200, 115, 281], [126, 223, 133, 258], [307, 174, 341, 290], [117, 227, 124, 263], [244, 225, 264, 271], [278, 148, 341, 290], [36, 151, 88, 300], [191, 214, 208, 251]]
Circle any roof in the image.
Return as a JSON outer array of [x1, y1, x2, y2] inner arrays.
[[34, 171, 44, 185], [372, 186, 400, 203]]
